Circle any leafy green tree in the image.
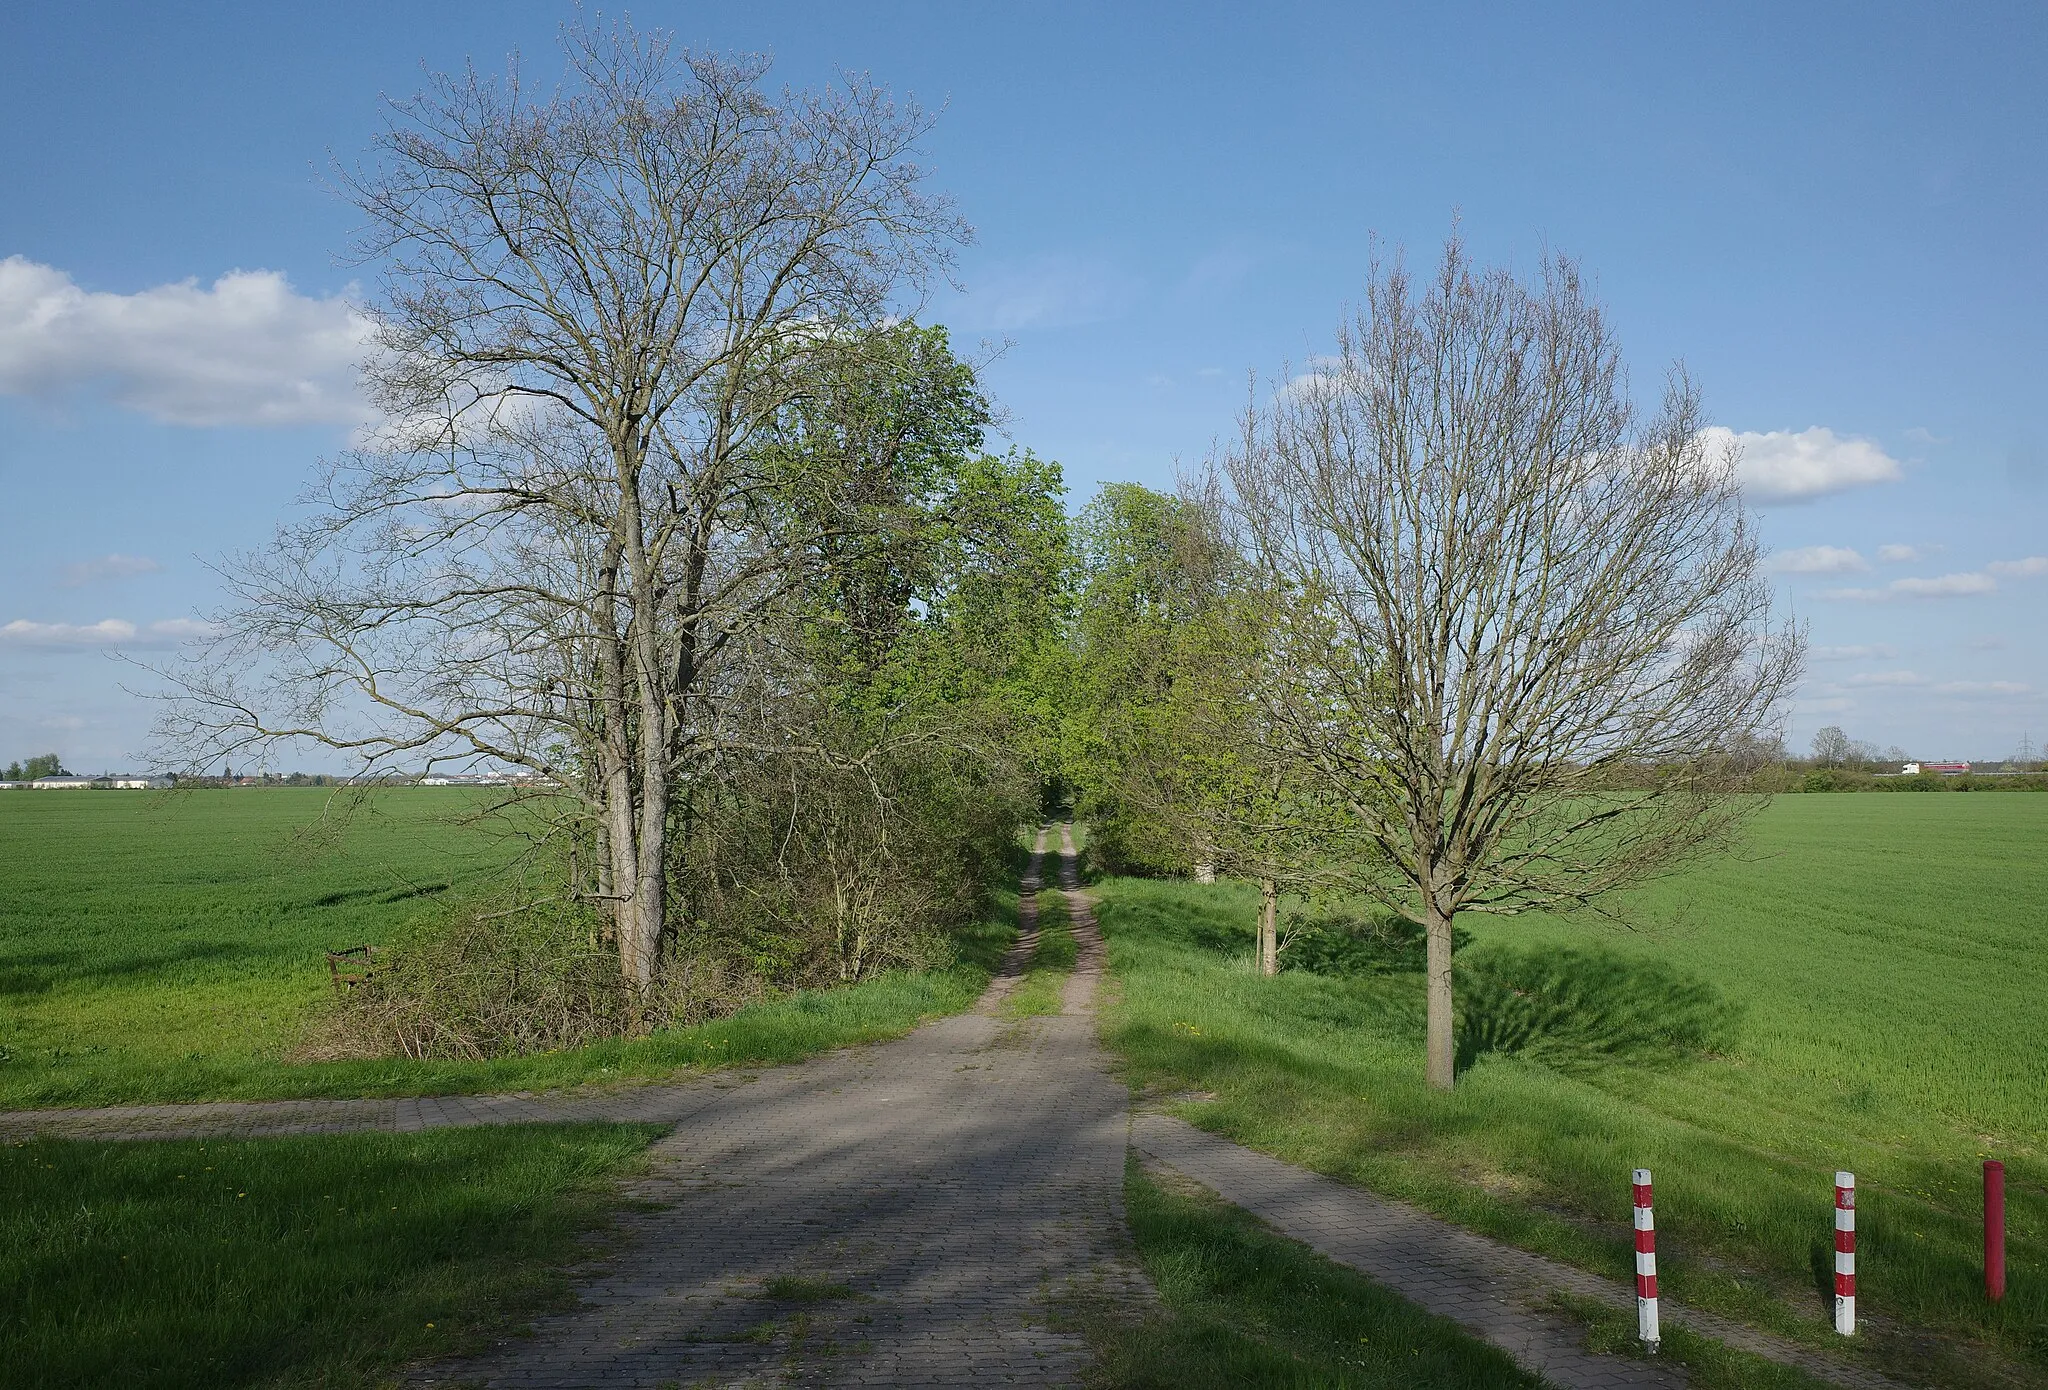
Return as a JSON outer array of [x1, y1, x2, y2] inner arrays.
[[8, 754, 68, 780], [1064, 484, 1348, 973], [672, 324, 1074, 986], [156, 23, 965, 994]]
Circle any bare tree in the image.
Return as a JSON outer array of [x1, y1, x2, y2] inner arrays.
[[1215, 241, 1803, 1089], [1811, 726, 1854, 769], [155, 20, 964, 993]]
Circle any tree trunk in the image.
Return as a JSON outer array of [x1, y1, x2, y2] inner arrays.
[[605, 764, 641, 978], [1424, 897, 1455, 1090], [1193, 860, 1216, 884], [1258, 877, 1279, 977], [628, 765, 667, 996]]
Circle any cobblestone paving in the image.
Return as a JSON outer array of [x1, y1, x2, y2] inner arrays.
[[1133, 1113, 1917, 1390], [419, 826, 1148, 1388], [0, 833, 1068, 1150], [3, 826, 1915, 1388]]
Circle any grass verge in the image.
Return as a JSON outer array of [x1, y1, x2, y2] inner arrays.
[[1066, 1154, 1541, 1387], [0, 1122, 660, 1389], [1090, 794, 2047, 1387], [1544, 1294, 1835, 1389], [0, 789, 1023, 1108], [1005, 889, 1078, 1018]]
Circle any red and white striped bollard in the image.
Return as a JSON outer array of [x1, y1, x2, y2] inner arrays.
[[1986, 1160, 2007, 1303], [1632, 1167, 1660, 1352], [1834, 1171, 1856, 1335]]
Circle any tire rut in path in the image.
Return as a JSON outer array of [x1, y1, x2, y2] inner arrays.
[[421, 825, 1147, 1388]]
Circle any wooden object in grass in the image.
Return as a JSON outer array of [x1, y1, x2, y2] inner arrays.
[[325, 945, 380, 991]]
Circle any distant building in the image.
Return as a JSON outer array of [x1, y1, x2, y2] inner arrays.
[[1906, 761, 1970, 776], [26, 774, 175, 790], [0, 781, 27, 791]]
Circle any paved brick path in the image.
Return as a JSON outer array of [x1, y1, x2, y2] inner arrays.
[[3, 826, 1916, 1388], [1133, 1114, 1916, 1390], [419, 825, 1147, 1387]]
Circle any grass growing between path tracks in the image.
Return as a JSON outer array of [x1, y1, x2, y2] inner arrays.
[[1093, 795, 2048, 1388], [0, 790, 1023, 1108], [0, 1122, 661, 1389], [1073, 1155, 1541, 1388], [1005, 890, 1078, 1018]]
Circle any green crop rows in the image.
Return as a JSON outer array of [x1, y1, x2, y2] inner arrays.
[[0, 789, 1014, 1108], [1093, 793, 2047, 1385]]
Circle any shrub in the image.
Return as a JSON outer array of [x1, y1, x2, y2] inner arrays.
[[303, 902, 763, 1061]]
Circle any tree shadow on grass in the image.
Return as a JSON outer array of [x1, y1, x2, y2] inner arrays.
[[1454, 945, 1741, 1078], [0, 940, 249, 991], [1284, 907, 1472, 977]]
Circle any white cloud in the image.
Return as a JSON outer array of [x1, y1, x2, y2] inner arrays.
[[1812, 644, 1898, 661], [1699, 425, 1903, 503], [59, 553, 162, 587], [956, 254, 1131, 331], [1932, 681, 2033, 697], [1987, 556, 2048, 577], [1822, 572, 1999, 600], [1904, 426, 1946, 446], [1876, 544, 1928, 564], [1890, 573, 1999, 597], [0, 256, 373, 427], [0, 617, 215, 649], [1178, 246, 1257, 299], [1845, 670, 1927, 687], [1769, 545, 1868, 574], [0, 619, 139, 647], [146, 617, 220, 640]]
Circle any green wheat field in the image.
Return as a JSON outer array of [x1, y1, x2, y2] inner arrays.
[[1093, 792, 2046, 1385]]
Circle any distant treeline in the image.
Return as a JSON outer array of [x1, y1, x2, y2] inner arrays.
[[1758, 768, 2048, 793], [173, 773, 349, 788]]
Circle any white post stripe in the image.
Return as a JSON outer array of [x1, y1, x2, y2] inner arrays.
[[1834, 1170, 1856, 1337], [1632, 1167, 1659, 1351]]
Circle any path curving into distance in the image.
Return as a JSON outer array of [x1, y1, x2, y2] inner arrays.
[[417, 824, 1147, 1386], [4, 827, 1909, 1388]]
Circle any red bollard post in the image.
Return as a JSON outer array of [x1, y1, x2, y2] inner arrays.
[[1986, 1160, 2007, 1302], [1834, 1172, 1856, 1335], [1632, 1168, 1660, 1352]]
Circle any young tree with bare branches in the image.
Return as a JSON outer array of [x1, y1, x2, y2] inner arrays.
[[155, 20, 966, 994], [1214, 241, 1803, 1089]]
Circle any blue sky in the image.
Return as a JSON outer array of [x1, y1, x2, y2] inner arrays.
[[2, 1, 2043, 769]]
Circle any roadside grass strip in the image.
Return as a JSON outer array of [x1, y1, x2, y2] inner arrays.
[[1069, 1154, 1542, 1388], [1546, 1293, 1837, 1390], [1005, 889, 1078, 1018], [1091, 795, 2047, 1388], [0, 789, 1024, 1108], [0, 1123, 661, 1390]]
